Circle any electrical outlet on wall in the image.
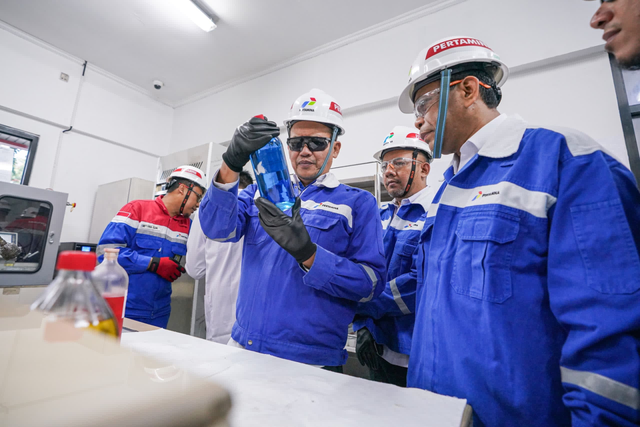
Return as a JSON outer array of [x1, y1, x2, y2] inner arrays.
[[60, 72, 69, 82]]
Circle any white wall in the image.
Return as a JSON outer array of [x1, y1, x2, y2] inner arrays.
[[170, 0, 627, 184], [0, 24, 173, 242], [0, 0, 630, 244]]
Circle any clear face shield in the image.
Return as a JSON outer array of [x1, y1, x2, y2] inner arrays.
[[414, 70, 498, 159], [412, 69, 453, 160]]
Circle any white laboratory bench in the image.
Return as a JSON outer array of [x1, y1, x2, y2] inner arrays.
[[121, 320, 471, 427]]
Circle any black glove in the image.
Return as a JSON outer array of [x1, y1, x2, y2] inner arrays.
[[356, 327, 383, 371], [254, 197, 317, 264], [222, 115, 280, 173], [148, 257, 186, 282]]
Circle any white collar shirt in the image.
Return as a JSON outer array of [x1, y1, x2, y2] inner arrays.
[[452, 113, 508, 174]]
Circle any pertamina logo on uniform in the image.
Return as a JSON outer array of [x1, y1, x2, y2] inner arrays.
[[313, 202, 340, 211], [426, 38, 492, 60], [472, 190, 500, 201]]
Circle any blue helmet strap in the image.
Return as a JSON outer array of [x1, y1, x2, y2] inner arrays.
[[309, 125, 340, 182], [433, 68, 452, 159]]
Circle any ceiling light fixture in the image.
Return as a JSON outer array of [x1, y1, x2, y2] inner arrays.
[[173, 0, 216, 32]]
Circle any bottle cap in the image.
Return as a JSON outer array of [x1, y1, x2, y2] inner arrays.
[[103, 248, 119, 260], [56, 251, 97, 271]]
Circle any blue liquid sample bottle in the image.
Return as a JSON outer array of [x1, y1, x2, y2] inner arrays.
[[250, 137, 296, 211]]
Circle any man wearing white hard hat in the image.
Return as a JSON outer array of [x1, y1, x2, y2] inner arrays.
[[198, 89, 385, 369], [353, 127, 433, 386], [400, 37, 640, 426], [97, 165, 207, 328], [587, 0, 640, 69]]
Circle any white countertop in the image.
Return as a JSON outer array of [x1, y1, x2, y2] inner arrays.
[[122, 328, 469, 427]]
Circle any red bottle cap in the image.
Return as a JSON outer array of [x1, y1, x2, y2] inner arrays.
[[56, 251, 97, 271]]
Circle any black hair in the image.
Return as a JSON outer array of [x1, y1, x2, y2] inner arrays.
[[415, 149, 433, 164], [450, 68, 500, 109], [238, 171, 254, 189], [166, 178, 193, 193]]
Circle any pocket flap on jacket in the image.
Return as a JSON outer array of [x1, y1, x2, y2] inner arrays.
[[456, 214, 520, 244], [135, 235, 160, 249], [172, 243, 187, 256], [303, 213, 340, 231]]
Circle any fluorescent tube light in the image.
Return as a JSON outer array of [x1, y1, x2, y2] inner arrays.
[[174, 0, 216, 32]]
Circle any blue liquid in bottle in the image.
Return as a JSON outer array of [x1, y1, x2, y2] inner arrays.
[[250, 137, 296, 211]]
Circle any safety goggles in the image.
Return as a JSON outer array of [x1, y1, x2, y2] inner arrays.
[[378, 157, 425, 178], [192, 190, 204, 203], [413, 78, 494, 119], [181, 183, 203, 203], [286, 136, 331, 152], [413, 80, 462, 119]]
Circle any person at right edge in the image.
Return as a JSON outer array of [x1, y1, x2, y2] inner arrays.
[[587, 0, 640, 70], [353, 127, 433, 387], [197, 89, 386, 369], [400, 37, 640, 426]]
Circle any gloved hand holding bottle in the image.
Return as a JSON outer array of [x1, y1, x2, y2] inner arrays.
[[254, 197, 317, 265], [148, 257, 185, 282], [222, 116, 281, 172]]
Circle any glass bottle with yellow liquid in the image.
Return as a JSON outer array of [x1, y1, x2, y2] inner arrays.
[[31, 251, 119, 339]]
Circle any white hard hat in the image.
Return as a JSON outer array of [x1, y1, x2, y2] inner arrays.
[[373, 126, 433, 162], [168, 165, 207, 191], [398, 36, 509, 113], [284, 88, 345, 135]]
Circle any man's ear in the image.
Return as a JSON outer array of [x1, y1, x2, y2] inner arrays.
[[421, 162, 431, 179], [332, 141, 342, 158], [459, 76, 481, 108]]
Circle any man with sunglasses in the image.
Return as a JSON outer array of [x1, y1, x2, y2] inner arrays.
[[198, 89, 386, 369], [587, 0, 640, 70], [353, 127, 433, 387], [97, 165, 207, 328], [401, 37, 640, 426]]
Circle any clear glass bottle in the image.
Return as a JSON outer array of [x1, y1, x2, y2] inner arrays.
[[92, 248, 129, 336], [31, 251, 119, 339], [250, 136, 296, 211]]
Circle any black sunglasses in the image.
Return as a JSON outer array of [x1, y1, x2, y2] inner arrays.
[[286, 136, 331, 152]]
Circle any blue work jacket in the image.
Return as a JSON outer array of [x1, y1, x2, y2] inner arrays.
[[354, 187, 432, 355], [97, 197, 190, 318], [409, 115, 640, 427], [198, 173, 386, 366]]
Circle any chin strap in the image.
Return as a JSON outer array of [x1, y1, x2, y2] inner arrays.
[[178, 182, 195, 216], [397, 150, 420, 199], [308, 126, 340, 182], [433, 68, 452, 159]]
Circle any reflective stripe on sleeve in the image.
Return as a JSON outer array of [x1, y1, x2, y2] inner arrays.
[[390, 278, 411, 315], [111, 215, 140, 228], [358, 264, 378, 303], [561, 366, 640, 410], [212, 228, 236, 242]]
